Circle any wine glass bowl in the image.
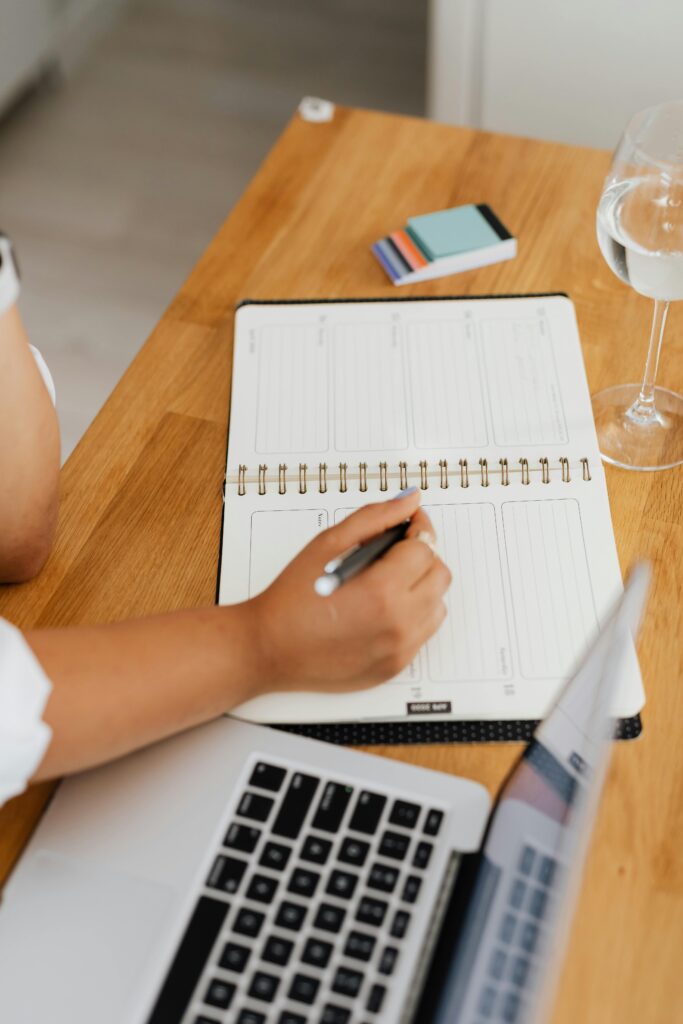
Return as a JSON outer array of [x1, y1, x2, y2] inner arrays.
[[593, 100, 683, 470]]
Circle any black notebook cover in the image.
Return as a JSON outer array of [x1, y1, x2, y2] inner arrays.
[[216, 295, 642, 745]]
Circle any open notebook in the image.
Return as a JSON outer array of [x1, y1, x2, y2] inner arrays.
[[217, 296, 644, 743]]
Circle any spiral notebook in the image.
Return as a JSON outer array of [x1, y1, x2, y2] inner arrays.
[[217, 295, 644, 743]]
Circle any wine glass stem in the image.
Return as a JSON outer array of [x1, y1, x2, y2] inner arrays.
[[629, 298, 669, 423]]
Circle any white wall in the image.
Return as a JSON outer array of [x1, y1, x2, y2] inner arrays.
[[428, 0, 683, 149]]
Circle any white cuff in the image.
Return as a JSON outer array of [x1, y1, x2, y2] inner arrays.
[[29, 345, 56, 406], [0, 619, 53, 807]]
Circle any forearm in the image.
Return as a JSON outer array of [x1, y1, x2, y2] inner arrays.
[[0, 305, 60, 581], [27, 604, 262, 781]]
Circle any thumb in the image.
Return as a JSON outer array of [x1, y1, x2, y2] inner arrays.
[[317, 487, 421, 555]]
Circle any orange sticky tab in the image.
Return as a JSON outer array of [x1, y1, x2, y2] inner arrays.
[[391, 229, 429, 269]]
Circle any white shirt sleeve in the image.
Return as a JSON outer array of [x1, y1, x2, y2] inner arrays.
[[29, 344, 56, 406], [0, 618, 53, 808]]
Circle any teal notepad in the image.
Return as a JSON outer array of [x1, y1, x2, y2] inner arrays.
[[407, 205, 501, 261]]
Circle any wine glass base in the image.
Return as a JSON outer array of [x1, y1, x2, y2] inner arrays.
[[592, 384, 683, 470]]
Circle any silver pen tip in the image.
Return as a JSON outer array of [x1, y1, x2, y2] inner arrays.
[[314, 574, 339, 597]]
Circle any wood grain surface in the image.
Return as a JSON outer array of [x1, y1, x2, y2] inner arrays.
[[1, 107, 681, 1023]]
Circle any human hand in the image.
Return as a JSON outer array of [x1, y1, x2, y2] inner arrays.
[[247, 488, 452, 695]]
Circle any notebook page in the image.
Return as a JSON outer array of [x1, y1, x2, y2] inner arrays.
[[220, 297, 643, 724]]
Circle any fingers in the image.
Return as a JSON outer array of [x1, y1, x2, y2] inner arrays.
[[404, 507, 437, 551], [313, 488, 421, 557], [411, 557, 452, 606]]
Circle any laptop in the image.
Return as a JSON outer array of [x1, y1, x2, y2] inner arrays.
[[0, 567, 649, 1024]]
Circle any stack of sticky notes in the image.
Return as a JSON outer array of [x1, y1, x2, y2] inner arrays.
[[372, 203, 516, 285]]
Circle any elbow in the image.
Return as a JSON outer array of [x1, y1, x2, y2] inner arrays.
[[0, 534, 54, 582]]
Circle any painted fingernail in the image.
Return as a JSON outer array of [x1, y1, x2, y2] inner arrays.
[[393, 486, 418, 499]]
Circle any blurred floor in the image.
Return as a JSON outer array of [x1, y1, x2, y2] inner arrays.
[[0, 0, 425, 459]]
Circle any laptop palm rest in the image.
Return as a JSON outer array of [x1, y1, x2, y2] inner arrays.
[[0, 850, 174, 1024]]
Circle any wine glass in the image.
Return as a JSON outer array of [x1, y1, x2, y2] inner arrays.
[[593, 99, 683, 470]]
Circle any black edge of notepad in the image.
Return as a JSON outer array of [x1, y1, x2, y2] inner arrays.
[[218, 294, 641, 745]]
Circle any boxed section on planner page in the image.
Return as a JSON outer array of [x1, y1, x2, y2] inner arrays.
[[218, 297, 643, 724]]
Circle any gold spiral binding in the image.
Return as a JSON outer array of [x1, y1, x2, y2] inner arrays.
[[581, 457, 591, 481], [499, 458, 509, 486], [399, 461, 408, 490], [258, 464, 267, 495], [319, 462, 327, 493], [299, 463, 307, 494], [278, 464, 287, 494], [238, 465, 247, 496], [419, 460, 428, 490], [359, 462, 368, 492], [479, 458, 489, 487], [560, 456, 570, 483], [439, 459, 448, 489], [339, 462, 348, 493], [379, 462, 388, 491], [459, 458, 469, 488], [540, 457, 550, 484], [519, 458, 530, 485]]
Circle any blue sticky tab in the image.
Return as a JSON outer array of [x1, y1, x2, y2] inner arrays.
[[407, 205, 501, 261]]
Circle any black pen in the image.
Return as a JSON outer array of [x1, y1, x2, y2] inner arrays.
[[314, 520, 410, 596]]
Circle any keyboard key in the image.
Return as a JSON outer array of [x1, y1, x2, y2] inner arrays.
[[423, 809, 444, 836], [537, 855, 557, 887], [249, 761, 286, 792], [510, 956, 530, 987], [247, 874, 280, 903], [302, 936, 333, 968], [312, 781, 353, 832], [509, 879, 526, 909], [367, 863, 398, 893], [367, 984, 387, 1013], [499, 913, 516, 944], [194, 1018, 219, 1024], [314, 902, 346, 933], [249, 971, 280, 1002], [478, 985, 496, 1017], [413, 841, 433, 870], [518, 921, 539, 953], [206, 854, 247, 895], [301, 835, 332, 864], [147, 896, 228, 1024], [288, 867, 321, 898], [225, 822, 261, 854], [339, 837, 370, 866], [275, 900, 308, 931], [488, 948, 507, 980], [259, 841, 291, 871], [204, 978, 235, 1009], [378, 946, 398, 975], [390, 910, 411, 939], [262, 935, 294, 967], [237, 791, 275, 822], [237, 1012, 265, 1024], [326, 869, 358, 899], [289, 973, 320, 1004], [528, 887, 548, 919], [389, 800, 420, 829], [502, 991, 521, 1022], [378, 830, 410, 861], [219, 942, 251, 972], [332, 966, 364, 997], [401, 875, 422, 903], [518, 845, 535, 876], [321, 1006, 351, 1024], [234, 908, 266, 938], [356, 896, 388, 927], [349, 791, 387, 834], [272, 773, 320, 839], [344, 930, 376, 960], [278, 1014, 306, 1024]]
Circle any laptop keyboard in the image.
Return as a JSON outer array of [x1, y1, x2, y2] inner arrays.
[[475, 843, 559, 1023], [147, 760, 445, 1024]]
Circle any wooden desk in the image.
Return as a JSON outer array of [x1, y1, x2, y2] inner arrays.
[[1, 107, 681, 1022]]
